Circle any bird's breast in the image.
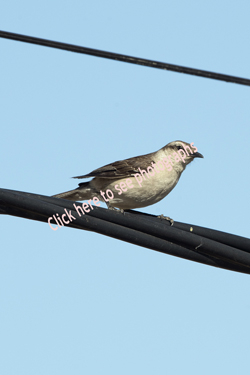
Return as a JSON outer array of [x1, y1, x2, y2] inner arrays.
[[99, 167, 181, 209]]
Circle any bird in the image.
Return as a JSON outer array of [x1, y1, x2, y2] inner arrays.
[[52, 140, 203, 214]]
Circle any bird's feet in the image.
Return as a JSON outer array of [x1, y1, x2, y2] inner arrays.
[[157, 214, 174, 226], [107, 205, 125, 214]]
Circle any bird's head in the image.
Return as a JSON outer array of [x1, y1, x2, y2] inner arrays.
[[163, 140, 203, 172]]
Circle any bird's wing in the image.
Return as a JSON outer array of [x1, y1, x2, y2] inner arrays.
[[73, 152, 156, 179]]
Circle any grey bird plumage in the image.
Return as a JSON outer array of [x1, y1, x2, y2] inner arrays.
[[52, 140, 203, 210]]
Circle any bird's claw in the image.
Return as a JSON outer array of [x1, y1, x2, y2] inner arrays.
[[108, 206, 125, 215], [157, 214, 174, 226]]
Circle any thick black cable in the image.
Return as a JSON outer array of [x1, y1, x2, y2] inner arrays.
[[0, 188, 250, 275], [0, 30, 250, 87], [20, 192, 250, 269], [0, 189, 219, 267], [126, 210, 250, 252]]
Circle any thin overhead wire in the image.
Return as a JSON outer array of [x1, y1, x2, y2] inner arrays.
[[0, 30, 250, 86]]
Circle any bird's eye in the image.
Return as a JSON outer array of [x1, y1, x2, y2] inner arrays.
[[177, 146, 183, 150]]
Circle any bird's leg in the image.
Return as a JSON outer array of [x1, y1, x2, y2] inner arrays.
[[157, 214, 174, 226], [106, 202, 125, 214]]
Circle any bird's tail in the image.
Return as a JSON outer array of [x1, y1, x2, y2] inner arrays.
[[52, 182, 93, 201]]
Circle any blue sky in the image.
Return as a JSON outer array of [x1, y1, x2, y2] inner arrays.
[[1, 1, 250, 374]]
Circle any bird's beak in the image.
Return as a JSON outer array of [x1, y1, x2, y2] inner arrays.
[[193, 151, 204, 158]]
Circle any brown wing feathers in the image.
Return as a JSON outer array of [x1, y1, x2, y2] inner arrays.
[[73, 153, 155, 180]]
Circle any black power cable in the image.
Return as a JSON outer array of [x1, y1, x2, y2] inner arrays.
[[0, 30, 250, 86], [0, 188, 250, 275]]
